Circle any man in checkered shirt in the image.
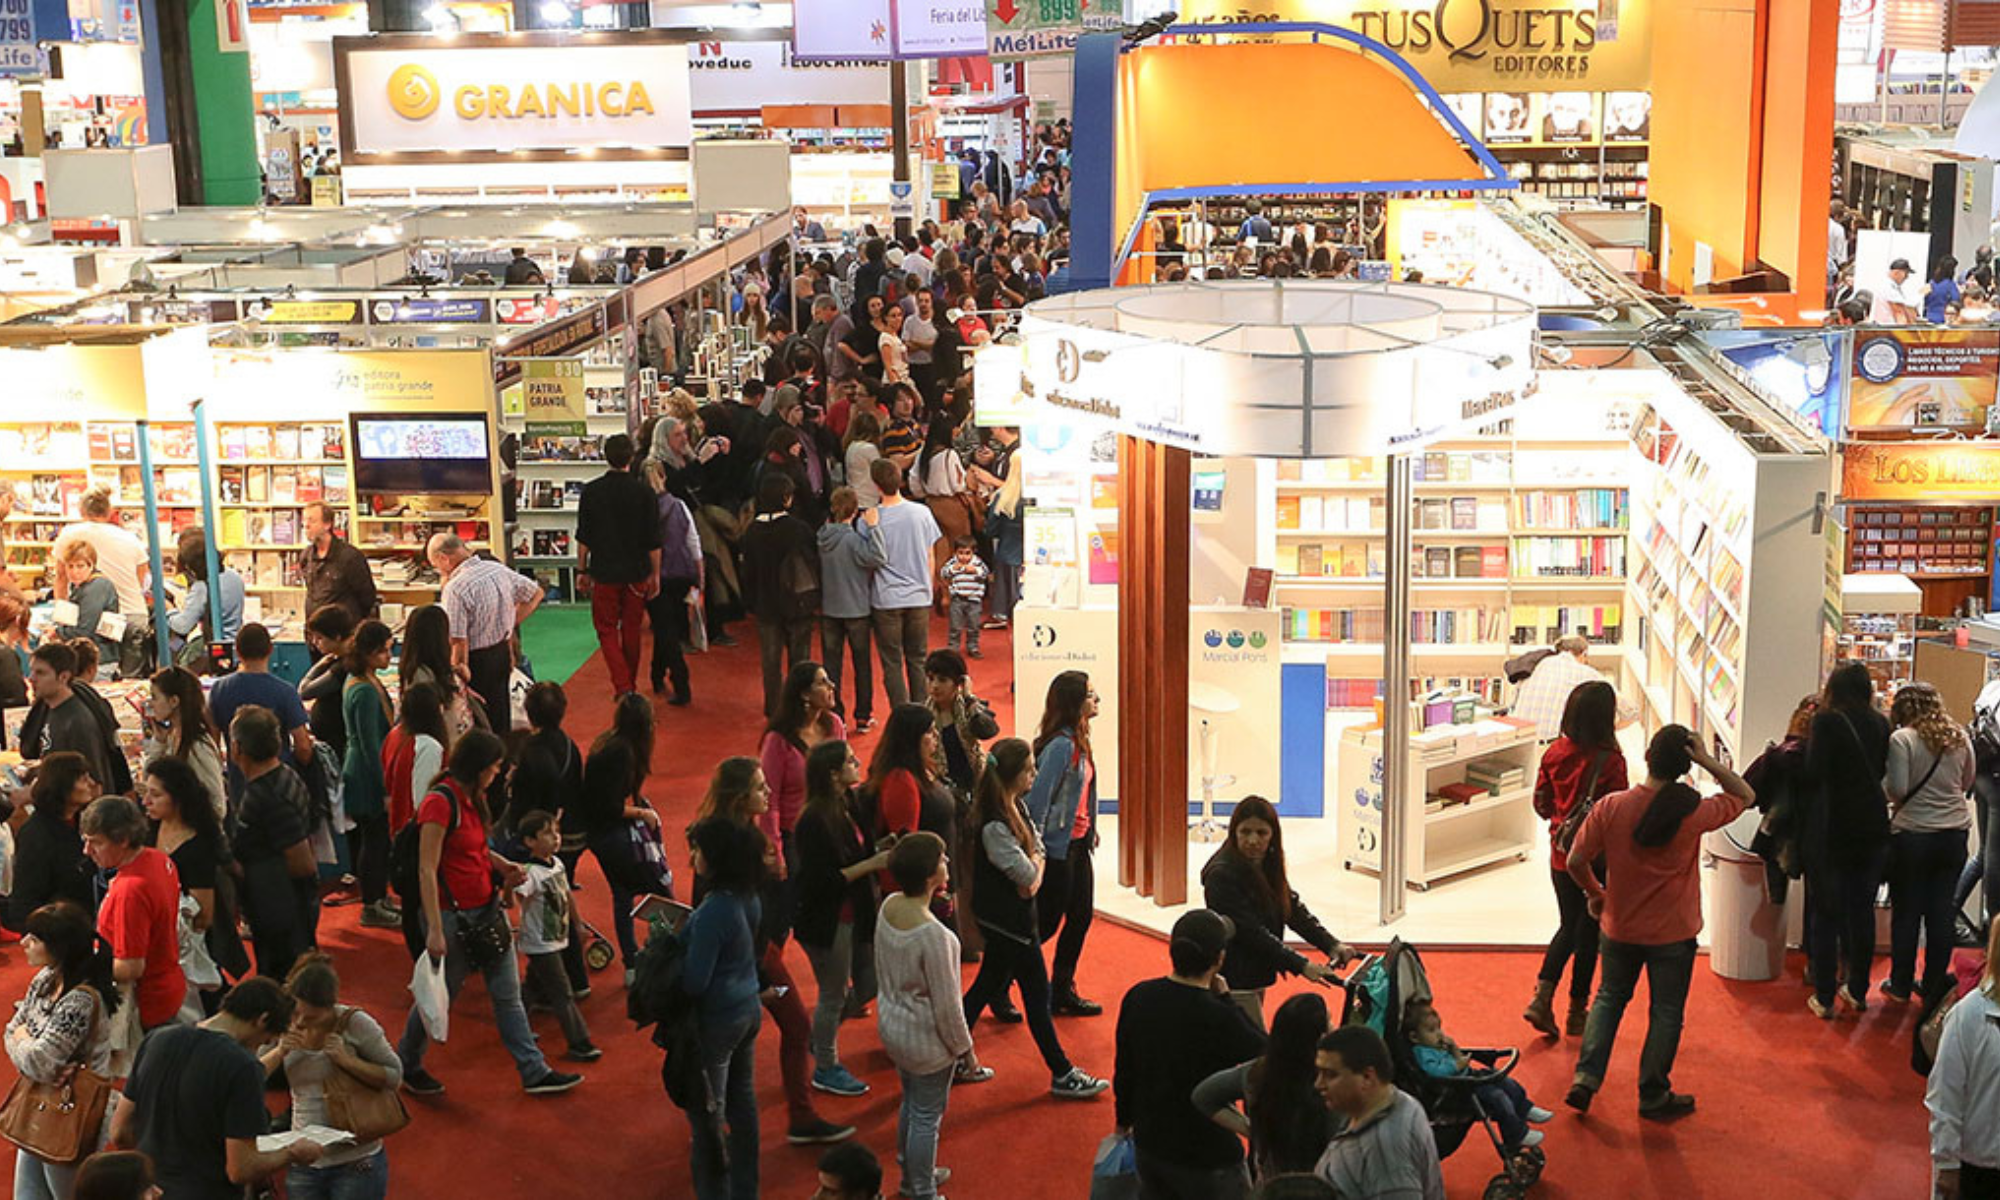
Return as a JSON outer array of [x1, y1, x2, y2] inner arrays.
[[1510, 635, 1635, 740], [428, 533, 542, 732]]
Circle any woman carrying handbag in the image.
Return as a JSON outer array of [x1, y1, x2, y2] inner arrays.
[[1, 901, 119, 1200], [261, 955, 405, 1200]]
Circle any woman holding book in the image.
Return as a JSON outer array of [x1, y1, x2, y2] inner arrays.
[[164, 529, 243, 670]]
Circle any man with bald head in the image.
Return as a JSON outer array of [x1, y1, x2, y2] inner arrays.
[[428, 533, 542, 731]]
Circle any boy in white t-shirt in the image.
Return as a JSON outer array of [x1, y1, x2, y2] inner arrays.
[[515, 810, 600, 1061]]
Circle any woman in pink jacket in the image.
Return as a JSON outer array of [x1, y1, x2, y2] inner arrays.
[[759, 662, 848, 888]]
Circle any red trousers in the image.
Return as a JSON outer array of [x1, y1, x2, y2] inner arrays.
[[760, 941, 821, 1129], [590, 582, 648, 695]]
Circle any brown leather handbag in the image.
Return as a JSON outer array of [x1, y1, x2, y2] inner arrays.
[[320, 1008, 411, 1143], [0, 986, 112, 1165]]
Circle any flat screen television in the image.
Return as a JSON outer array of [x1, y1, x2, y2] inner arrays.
[[348, 413, 493, 494]]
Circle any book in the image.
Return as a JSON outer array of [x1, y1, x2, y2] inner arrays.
[[86, 425, 112, 461], [321, 425, 346, 460], [296, 468, 324, 504], [244, 425, 274, 460], [1244, 567, 1274, 609], [1450, 497, 1477, 531], [271, 508, 299, 545], [273, 426, 301, 461], [245, 467, 269, 504], [271, 467, 298, 505], [219, 426, 247, 460], [110, 425, 136, 462], [1453, 546, 1483, 578], [324, 466, 350, 504]]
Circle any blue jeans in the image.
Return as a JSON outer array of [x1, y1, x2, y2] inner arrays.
[[896, 1064, 954, 1200], [397, 902, 551, 1085], [1573, 937, 1696, 1105], [1472, 1076, 1535, 1149], [286, 1150, 389, 1200], [687, 1012, 760, 1200], [12, 1149, 76, 1200]]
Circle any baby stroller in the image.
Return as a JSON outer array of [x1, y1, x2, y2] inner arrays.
[[1339, 938, 1546, 1200]]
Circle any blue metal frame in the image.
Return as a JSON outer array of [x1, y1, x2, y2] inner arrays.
[[1106, 21, 1517, 278], [136, 421, 171, 667]]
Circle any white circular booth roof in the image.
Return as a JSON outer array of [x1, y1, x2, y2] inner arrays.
[[1001, 279, 1537, 459]]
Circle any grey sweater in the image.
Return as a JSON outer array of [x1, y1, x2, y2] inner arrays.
[[1886, 726, 1976, 834], [817, 518, 887, 620]]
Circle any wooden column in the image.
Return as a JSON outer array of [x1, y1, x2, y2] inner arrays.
[[1116, 435, 1191, 906]]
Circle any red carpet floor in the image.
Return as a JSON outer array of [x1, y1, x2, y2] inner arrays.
[[0, 618, 1939, 1198]]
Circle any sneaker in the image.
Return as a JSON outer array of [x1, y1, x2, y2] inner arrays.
[[1526, 1106, 1554, 1124], [563, 1044, 604, 1063], [1052, 991, 1103, 1017], [897, 1167, 952, 1197], [1518, 1130, 1545, 1150], [402, 1068, 446, 1097], [786, 1118, 857, 1146], [812, 1065, 870, 1097], [990, 1000, 1024, 1024], [524, 1070, 583, 1096], [968, 647, 983, 659], [1638, 1092, 1696, 1121], [1836, 985, 1868, 1015], [710, 633, 739, 648], [1879, 980, 1914, 1004], [357, 901, 400, 929], [1807, 994, 1834, 1019], [855, 717, 877, 734], [624, 969, 636, 990], [1563, 1084, 1593, 1113], [1050, 1068, 1109, 1099], [572, 986, 592, 1001], [982, 617, 1009, 630]]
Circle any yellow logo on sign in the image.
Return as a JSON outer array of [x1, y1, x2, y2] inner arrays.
[[387, 64, 440, 120]]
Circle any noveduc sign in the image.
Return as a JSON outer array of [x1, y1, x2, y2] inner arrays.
[[335, 34, 694, 161], [1173, 0, 1651, 91]]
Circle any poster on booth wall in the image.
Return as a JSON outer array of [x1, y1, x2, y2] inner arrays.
[[1188, 608, 1282, 814], [1482, 92, 1533, 145], [1012, 605, 1119, 805], [1535, 91, 1598, 144], [1603, 91, 1651, 142], [521, 360, 586, 433], [1847, 328, 2000, 431]]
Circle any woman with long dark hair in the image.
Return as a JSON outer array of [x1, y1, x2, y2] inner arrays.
[[1192, 992, 1336, 1181], [961, 738, 1108, 1097], [5, 901, 120, 1199], [142, 756, 238, 1018], [691, 757, 853, 1146], [396, 730, 580, 1098], [343, 620, 397, 929], [761, 661, 847, 887], [142, 666, 224, 819], [1804, 660, 1893, 1018], [1882, 682, 1976, 1002], [913, 414, 973, 605], [398, 603, 479, 737], [579, 692, 670, 982], [6, 752, 98, 931], [1200, 795, 1352, 1029], [680, 818, 769, 1200], [868, 703, 958, 863], [795, 740, 892, 1098], [1023, 671, 1102, 1016], [1525, 679, 1627, 1038]]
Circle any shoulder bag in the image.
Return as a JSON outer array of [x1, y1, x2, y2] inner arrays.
[[320, 1007, 411, 1143], [1552, 749, 1612, 856], [0, 984, 113, 1165]]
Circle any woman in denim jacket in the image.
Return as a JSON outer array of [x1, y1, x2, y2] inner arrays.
[[1022, 670, 1102, 1017]]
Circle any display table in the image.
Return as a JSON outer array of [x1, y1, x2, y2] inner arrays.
[[1338, 718, 1540, 890]]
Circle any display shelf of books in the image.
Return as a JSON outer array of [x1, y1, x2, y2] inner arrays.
[[1266, 436, 1630, 706], [1337, 717, 1540, 889], [0, 421, 90, 588], [85, 421, 203, 555], [1838, 573, 1923, 693], [1620, 373, 1829, 761], [496, 362, 629, 602], [213, 421, 350, 600]]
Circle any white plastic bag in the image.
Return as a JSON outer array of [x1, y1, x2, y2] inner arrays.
[[410, 953, 450, 1043], [177, 893, 221, 990]]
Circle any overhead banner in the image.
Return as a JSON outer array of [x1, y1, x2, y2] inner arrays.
[[335, 33, 694, 161], [1172, 0, 1653, 92], [1841, 440, 2000, 503], [688, 40, 885, 113], [985, 0, 1123, 59], [792, 0, 988, 61], [1847, 328, 2000, 431], [370, 297, 490, 325]]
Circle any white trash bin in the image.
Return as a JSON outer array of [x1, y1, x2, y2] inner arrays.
[[1704, 812, 1786, 982]]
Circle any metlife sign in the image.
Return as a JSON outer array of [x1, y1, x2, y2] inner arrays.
[[792, 0, 987, 61], [985, 0, 1123, 60], [0, 0, 43, 77]]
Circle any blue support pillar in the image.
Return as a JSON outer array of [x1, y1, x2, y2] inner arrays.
[[192, 399, 223, 650], [1070, 32, 1119, 292], [136, 422, 171, 666]]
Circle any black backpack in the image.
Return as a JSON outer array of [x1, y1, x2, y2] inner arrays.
[[778, 541, 822, 621], [391, 785, 461, 905], [626, 916, 705, 1110]]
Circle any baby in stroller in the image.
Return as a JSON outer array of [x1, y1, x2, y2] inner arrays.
[[1404, 998, 1553, 1153]]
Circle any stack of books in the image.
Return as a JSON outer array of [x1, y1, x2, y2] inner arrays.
[[1464, 757, 1527, 796], [1426, 780, 1489, 814]]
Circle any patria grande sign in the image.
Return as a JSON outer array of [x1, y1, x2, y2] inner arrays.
[[334, 33, 695, 160]]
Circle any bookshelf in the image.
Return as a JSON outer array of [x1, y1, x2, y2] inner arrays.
[[1338, 719, 1541, 889], [497, 354, 631, 602], [0, 421, 88, 587], [1621, 373, 1829, 762], [1265, 435, 1631, 710]]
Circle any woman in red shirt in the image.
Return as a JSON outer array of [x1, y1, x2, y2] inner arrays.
[[397, 730, 581, 1098], [1526, 679, 1626, 1038]]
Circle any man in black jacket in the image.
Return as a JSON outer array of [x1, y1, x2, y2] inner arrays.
[[738, 473, 817, 720], [301, 503, 376, 625], [575, 434, 660, 698], [1114, 908, 1266, 1199]]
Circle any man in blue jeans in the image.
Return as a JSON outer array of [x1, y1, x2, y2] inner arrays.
[[1564, 726, 1752, 1119], [866, 458, 941, 708]]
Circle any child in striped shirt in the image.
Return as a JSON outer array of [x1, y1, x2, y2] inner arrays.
[[939, 538, 991, 658]]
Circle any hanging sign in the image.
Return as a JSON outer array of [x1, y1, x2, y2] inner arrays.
[[888, 180, 915, 221], [985, 0, 1123, 59], [248, 299, 363, 325], [0, 0, 44, 76], [370, 297, 491, 325], [1841, 440, 2000, 503], [792, 0, 988, 61], [522, 359, 586, 431], [929, 160, 961, 199], [1847, 328, 2000, 431]]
